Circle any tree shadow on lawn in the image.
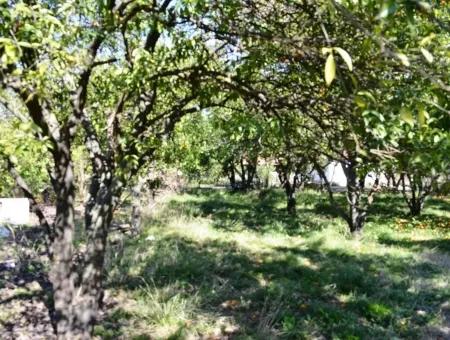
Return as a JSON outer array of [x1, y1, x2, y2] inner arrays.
[[104, 233, 450, 339], [165, 188, 448, 236], [426, 197, 450, 212], [378, 237, 450, 252], [166, 189, 341, 235]]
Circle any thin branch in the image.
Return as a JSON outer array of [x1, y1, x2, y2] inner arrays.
[[92, 58, 118, 67]]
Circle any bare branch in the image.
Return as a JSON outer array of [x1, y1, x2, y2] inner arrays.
[[92, 58, 118, 67], [107, 92, 129, 153]]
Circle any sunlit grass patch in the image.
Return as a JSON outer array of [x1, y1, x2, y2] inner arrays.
[[104, 189, 450, 339]]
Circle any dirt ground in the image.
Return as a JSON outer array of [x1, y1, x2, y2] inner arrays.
[[1, 206, 64, 339], [0, 205, 125, 339], [0, 222, 55, 339]]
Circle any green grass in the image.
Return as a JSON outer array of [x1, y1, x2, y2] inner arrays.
[[99, 188, 450, 339]]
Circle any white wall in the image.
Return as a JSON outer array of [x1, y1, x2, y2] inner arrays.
[[310, 162, 389, 188], [310, 162, 347, 187]]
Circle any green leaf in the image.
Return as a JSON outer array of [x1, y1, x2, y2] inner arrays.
[[418, 108, 428, 126], [357, 91, 376, 103], [355, 96, 366, 108], [324, 53, 336, 86], [334, 47, 353, 71], [400, 108, 414, 126], [420, 48, 433, 63], [2, 43, 19, 64]]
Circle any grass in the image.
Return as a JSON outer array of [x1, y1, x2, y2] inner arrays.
[[99, 188, 450, 339]]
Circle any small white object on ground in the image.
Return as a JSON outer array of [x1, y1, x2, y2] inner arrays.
[[0, 198, 30, 225], [145, 235, 156, 241]]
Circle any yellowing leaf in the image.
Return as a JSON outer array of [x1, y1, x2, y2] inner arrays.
[[400, 108, 414, 126], [419, 33, 436, 46], [396, 53, 410, 67], [324, 53, 336, 86], [420, 48, 433, 63], [334, 47, 353, 71], [3, 43, 19, 64], [418, 108, 428, 126], [355, 96, 366, 108], [321, 47, 332, 55]]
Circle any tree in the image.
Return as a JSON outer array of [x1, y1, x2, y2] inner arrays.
[[387, 98, 449, 216], [0, 0, 229, 336], [199, 0, 449, 232], [162, 112, 223, 185], [260, 112, 314, 215], [210, 103, 265, 190]]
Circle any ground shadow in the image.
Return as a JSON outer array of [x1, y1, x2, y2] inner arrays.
[[164, 188, 449, 236], [0, 225, 55, 339], [165, 189, 339, 235], [104, 230, 450, 339]]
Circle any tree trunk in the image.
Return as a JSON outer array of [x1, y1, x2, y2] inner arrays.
[[276, 162, 296, 215], [49, 156, 117, 338], [71, 175, 115, 338], [49, 151, 78, 338], [347, 189, 365, 233], [228, 164, 236, 189], [401, 173, 425, 217], [246, 158, 257, 189], [341, 160, 366, 234], [131, 176, 145, 233], [286, 185, 296, 215], [240, 158, 246, 189], [76, 200, 113, 337], [409, 199, 423, 216]]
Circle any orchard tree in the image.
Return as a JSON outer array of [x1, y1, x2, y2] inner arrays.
[[199, 0, 384, 232], [162, 112, 223, 184], [200, 0, 449, 233], [210, 103, 265, 190], [382, 81, 449, 216], [261, 112, 314, 215], [0, 0, 230, 337]]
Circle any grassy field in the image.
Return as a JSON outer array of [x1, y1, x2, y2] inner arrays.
[[99, 188, 450, 340]]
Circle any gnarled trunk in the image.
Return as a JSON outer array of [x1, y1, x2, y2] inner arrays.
[[228, 163, 236, 189], [347, 188, 365, 233], [341, 160, 367, 234], [49, 150, 78, 338], [286, 186, 296, 215], [401, 173, 430, 217], [246, 157, 257, 189], [276, 161, 297, 215], [49, 159, 118, 338]]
